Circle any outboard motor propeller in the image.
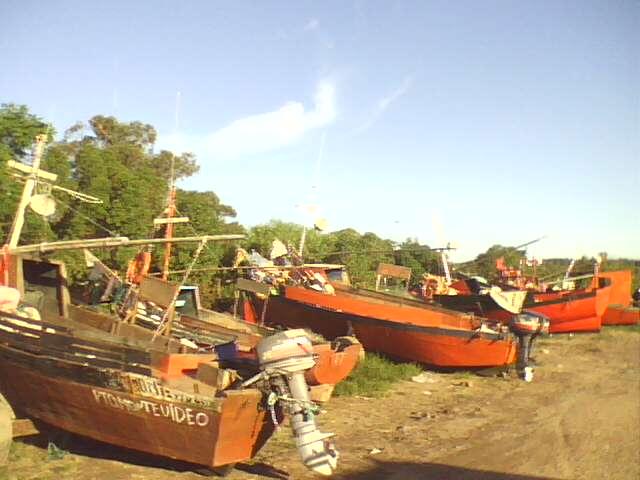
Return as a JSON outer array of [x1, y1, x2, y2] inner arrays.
[[509, 312, 550, 382], [256, 329, 338, 476]]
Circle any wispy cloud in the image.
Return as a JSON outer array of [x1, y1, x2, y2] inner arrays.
[[355, 75, 414, 134], [158, 82, 336, 159], [304, 18, 320, 31]]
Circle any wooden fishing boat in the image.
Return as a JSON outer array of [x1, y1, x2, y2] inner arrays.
[[432, 279, 526, 324], [1, 252, 339, 475], [0, 137, 339, 475], [0, 305, 274, 470], [121, 278, 363, 393], [0, 255, 338, 468], [249, 282, 517, 369], [520, 276, 611, 333], [429, 272, 613, 334], [109, 175, 363, 391]]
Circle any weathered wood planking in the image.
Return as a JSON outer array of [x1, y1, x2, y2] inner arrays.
[[0, 340, 274, 468], [236, 278, 272, 296], [12, 419, 39, 438], [0, 313, 151, 362], [139, 276, 179, 308], [376, 263, 412, 281]]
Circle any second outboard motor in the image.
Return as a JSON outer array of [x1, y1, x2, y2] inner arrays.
[[509, 312, 550, 382], [256, 329, 338, 476]]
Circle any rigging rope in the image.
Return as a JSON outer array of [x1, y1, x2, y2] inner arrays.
[[151, 239, 208, 339], [54, 197, 121, 238]]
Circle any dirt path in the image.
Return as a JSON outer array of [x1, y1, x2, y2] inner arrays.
[[5, 327, 639, 480]]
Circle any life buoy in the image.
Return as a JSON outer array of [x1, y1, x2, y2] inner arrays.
[[126, 251, 151, 284]]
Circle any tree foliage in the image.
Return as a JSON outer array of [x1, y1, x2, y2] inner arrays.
[[0, 104, 54, 243], [0, 107, 238, 292], [2, 104, 638, 306]]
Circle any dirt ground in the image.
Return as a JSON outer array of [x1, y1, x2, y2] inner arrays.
[[4, 327, 639, 480]]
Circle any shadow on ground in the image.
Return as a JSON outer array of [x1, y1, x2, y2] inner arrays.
[[17, 422, 222, 476], [17, 424, 560, 480], [332, 460, 561, 480], [17, 422, 291, 478]]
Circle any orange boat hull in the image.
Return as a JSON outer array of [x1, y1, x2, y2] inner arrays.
[[255, 286, 516, 368], [599, 271, 633, 307], [598, 271, 638, 325], [349, 320, 516, 367], [601, 305, 640, 326], [305, 342, 363, 386], [526, 279, 611, 333]]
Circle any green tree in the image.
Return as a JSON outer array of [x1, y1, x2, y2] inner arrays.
[[0, 104, 54, 244], [461, 244, 525, 282], [394, 238, 440, 282]]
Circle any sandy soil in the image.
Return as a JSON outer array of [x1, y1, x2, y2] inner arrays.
[[4, 327, 639, 480]]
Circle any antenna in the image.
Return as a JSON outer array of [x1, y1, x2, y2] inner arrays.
[[298, 132, 328, 258], [174, 91, 181, 132]]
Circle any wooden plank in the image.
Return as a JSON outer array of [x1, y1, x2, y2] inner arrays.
[[376, 263, 412, 281], [7, 159, 58, 181], [235, 278, 272, 296], [12, 419, 40, 438], [0, 312, 69, 333], [139, 276, 179, 308], [0, 317, 153, 367], [8, 237, 130, 254], [0, 330, 43, 355], [153, 217, 189, 225], [0, 332, 147, 373]]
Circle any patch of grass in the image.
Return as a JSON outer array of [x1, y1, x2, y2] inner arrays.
[[8, 441, 36, 462], [333, 353, 423, 397], [602, 324, 640, 334]]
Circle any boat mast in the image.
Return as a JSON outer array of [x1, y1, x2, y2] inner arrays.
[[6, 134, 48, 248], [156, 154, 190, 280], [161, 181, 177, 281], [441, 249, 452, 284]]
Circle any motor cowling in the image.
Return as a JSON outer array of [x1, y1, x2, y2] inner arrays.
[[510, 312, 550, 336], [256, 329, 338, 476]]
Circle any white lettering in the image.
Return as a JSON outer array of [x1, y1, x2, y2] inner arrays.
[[106, 393, 119, 408], [195, 412, 209, 427], [91, 389, 210, 427], [186, 408, 195, 426], [174, 406, 186, 424], [159, 404, 171, 418]]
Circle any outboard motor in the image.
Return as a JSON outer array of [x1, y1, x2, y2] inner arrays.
[[255, 329, 338, 476], [509, 312, 550, 382]]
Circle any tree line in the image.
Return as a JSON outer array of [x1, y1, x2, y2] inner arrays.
[[1, 104, 637, 306]]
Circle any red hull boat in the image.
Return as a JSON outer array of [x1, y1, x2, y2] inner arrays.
[[523, 277, 611, 333], [251, 284, 517, 369], [433, 277, 613, 334]]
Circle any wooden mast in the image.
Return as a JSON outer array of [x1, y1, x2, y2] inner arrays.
[[6, 134, 48, 248], [7, 235, 244, 254], [161, 186, 177, 280]]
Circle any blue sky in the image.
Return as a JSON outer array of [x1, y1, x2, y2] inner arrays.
[[1, 1, 638, 261]]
